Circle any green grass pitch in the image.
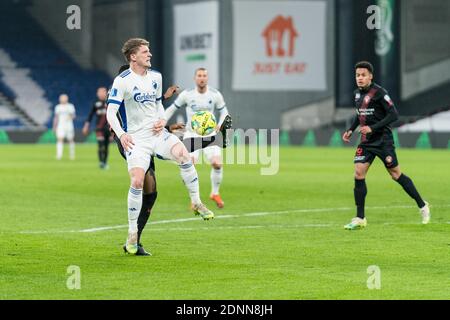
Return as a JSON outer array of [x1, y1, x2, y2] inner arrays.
[[0, 144, 449, 299]]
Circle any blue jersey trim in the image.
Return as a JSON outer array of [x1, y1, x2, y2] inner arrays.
[[120, 70, 131, 78], [107, 99, 123, 106], [118, 101, 127, 132]]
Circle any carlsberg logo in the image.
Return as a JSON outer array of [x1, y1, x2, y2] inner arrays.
[[133, 92, 156, 103]]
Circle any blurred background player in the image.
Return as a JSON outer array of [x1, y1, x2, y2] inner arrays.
[[106, 38, 214, 255], [342, 61, 430, 230], [165, 68, 230, 208], [82, 87, 111, 169], [52, 94, 76, 160]]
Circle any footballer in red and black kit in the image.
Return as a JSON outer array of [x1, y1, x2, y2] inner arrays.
[[342, 61, 430, 230], [348, 80, 399, 168], [82, 87, 112, 169]]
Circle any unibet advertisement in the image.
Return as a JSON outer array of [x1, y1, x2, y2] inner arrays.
[[174, 1, 219, 89]]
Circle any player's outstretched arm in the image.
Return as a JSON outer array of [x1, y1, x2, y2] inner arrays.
[[163, 85, 180, 101]]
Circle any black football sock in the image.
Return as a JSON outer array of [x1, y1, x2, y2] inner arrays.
[[104, 138, 110, 164], [97, 141, 104, 164], [395, 174, 425, 208], [137, 192, 157, 244], [183, 136, 217, 153], [354, 179, 367, 219]]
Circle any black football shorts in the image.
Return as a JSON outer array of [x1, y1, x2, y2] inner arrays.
[[353, 144, 399, 168]]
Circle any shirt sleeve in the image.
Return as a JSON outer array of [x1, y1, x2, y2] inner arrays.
[[215, 91, 226, 110], [85, 103, 96, 123], [156, 73, 163, 102], [107, 76, 125, 106], [165, 91, 185, 121], [106, 77, 126, 138], [173, 90, 186, 109], [214, 91, 228, 124], [347, 115, 359, 132], [370, 90, 399, 131]]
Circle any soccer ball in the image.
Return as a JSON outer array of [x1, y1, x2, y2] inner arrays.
[[191, 111, 216, 136]]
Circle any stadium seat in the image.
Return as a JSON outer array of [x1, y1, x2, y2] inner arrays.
[[0, 0, 111, 129]]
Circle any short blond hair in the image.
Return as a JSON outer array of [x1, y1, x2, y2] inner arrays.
[[121, 38, 149, 62]]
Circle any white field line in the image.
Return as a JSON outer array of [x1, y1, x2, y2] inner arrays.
[[18, 204, 450, 234]]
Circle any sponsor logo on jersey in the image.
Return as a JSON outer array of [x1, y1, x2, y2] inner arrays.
[[357, 108, 375, 116], [133, 92, 157, 104], [364, 95, 371, 104]]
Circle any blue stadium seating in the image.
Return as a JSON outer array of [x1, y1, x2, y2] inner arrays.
[[0, 0, 111, 128], [0, 119, 25, 128]]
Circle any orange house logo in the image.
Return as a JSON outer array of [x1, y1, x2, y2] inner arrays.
[[262, 15, 299, 57]]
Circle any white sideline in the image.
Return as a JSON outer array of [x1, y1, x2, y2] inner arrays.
[[18, 204, 450, 234]]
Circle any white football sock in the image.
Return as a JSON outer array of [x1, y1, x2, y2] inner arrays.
[[179, 162, 201, 205], [128, 187, 142, 233], [56, 141, 63, 159], [211, 167, 223, 195]]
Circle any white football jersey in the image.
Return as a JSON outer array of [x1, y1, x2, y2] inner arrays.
[[173, 86, 226, 138], [107, 68, 163, 135], [54, 103, 75, 129]]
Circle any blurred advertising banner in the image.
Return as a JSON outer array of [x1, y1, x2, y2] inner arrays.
[[232, 1, 327, 91], [173, 1, 219, 89]]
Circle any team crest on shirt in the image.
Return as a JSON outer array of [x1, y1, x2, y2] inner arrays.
[[355, 93, 361, 101], [152, 80, 158, 90]]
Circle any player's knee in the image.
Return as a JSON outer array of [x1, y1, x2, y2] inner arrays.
[[354, 170, 366, 180], [131, 176, 144, 189], [389, 170, 401, 180], [171, 143, 190, 163], [212, 162, 222, 170]]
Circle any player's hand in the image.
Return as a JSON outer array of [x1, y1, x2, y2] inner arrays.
[[169, 123, 185, 132], [82, 124, 89, 136], [120, 133, 134, 152], [163, 85, 180, 100], [359, 126, 372, 135], [342, 130, 352, 143], [153, 119, 167, 135]]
